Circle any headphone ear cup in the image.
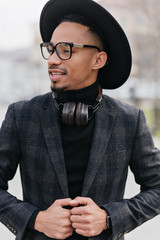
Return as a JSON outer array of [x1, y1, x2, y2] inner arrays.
[[62, 102, 76, 125], [75, 103, 88, 126]]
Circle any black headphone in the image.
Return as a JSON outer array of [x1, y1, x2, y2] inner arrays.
[[53, 94, 102, 126]]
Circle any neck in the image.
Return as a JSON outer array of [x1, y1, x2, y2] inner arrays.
[[53, 81, 99, 105]]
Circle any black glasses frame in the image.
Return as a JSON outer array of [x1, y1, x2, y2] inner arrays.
[[40, 42, 101, 60]]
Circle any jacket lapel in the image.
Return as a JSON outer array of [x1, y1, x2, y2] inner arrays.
[[39, 93, 116, 198], [82, 96, 116, 196], [39, 93, 69, 197]]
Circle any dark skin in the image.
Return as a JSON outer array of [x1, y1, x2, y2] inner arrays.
[[35, 197, 107, 239], [48, 22, 107, 92], [35, 22, 107, 239]]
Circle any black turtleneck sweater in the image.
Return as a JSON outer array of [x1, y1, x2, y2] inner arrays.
[[59, 82, 98, 240], [57, 81, 98, 200]]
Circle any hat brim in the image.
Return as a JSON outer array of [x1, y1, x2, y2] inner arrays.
[[40, 0, 132, 89]]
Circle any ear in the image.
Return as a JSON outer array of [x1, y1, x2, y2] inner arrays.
[[92, 51, 108, 70]]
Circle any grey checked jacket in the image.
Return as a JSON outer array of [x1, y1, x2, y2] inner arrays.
[[0, 92, 160, 240]]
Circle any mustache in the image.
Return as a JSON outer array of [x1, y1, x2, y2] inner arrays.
[[48, 66, 66, 72]]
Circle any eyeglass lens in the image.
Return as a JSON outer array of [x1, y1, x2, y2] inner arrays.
[[41, 42, 71, 60]]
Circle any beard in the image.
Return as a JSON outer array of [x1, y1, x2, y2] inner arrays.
[[50, 86, 67, 93]]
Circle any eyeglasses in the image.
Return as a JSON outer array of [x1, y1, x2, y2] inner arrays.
[[40, 42, 101, 60]]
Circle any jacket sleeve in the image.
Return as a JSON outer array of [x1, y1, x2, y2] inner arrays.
[[102, 109, 160, 239], [0, 104, 38, 240]]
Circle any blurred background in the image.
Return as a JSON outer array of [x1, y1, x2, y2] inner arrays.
[[0, 0, 160, 239]]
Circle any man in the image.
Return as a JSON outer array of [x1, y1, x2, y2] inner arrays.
[[0, 0, 160, 240]]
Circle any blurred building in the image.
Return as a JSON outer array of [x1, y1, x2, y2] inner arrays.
[[0, 24, 49, 104], [100, 0, 160, 129], [0, 0, 160, 104], [100, 0, 160, 83]]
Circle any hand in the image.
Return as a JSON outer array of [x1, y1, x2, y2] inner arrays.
[[69, 197, 107, 237], [34, 198, 74, 239]]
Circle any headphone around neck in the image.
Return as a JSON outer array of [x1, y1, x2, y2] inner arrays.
[[53, 92, 102, 126]]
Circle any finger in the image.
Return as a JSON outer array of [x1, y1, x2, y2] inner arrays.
[[75, 228, 92, 237], [60, 218, 73, 227], [55, 227, 74, 240], [71, 213, 92, 224], [62, 229, 74, 239], [72, 222, 89, 230], [71, 203, 95, 215], [64, 231, 74, 239], [63, 232, 73, 239], [63, 226, 75, 233], [70, 215, 92, 226], [55, 198, 72, 207], [70, 214, 84, 223], [69, 197, 91, 207], [71, 206, 87, 215]]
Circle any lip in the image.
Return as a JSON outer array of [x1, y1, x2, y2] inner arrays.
[[49, 69, 66, 82]]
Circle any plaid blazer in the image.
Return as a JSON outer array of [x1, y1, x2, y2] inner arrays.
[[0, 92, 160, 240]]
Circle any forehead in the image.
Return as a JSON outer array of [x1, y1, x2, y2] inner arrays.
[[50, 22, 91, 44]]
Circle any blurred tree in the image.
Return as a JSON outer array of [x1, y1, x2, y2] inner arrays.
[[100, 0, 160, 131], [138, 0, 160, 130]]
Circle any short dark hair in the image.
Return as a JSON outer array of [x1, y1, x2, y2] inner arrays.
[[59, 13, 107, 51]]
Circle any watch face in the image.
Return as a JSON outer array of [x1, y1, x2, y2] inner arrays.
[[107, 215, 111, 229]]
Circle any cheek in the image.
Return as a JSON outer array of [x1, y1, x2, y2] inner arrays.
[[71, 58, 92, 75], [79, 60, 93, 76], [66, 52, 94, 81], [70, 64, 90, 80]]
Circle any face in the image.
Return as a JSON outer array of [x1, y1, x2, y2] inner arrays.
[[48, 22, 105, 91]]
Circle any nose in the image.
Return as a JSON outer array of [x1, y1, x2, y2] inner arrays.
[[48, 50, 62, 65]]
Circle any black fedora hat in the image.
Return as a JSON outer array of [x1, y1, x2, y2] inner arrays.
[[40, 0, 132, 89]]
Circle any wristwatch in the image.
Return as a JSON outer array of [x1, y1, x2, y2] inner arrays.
[[107, 215, 111, 229]]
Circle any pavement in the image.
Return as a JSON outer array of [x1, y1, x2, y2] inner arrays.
[[0, 103, 160, 240]]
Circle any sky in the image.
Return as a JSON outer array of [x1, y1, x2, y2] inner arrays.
[[0, 0, 48, 51], [0, 0, 100, 51]]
